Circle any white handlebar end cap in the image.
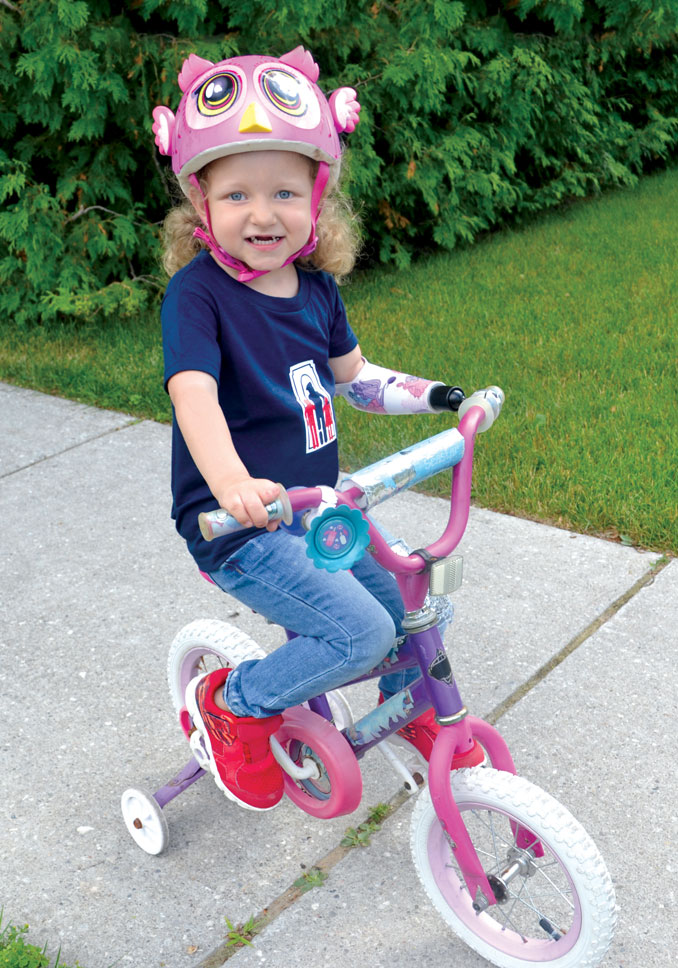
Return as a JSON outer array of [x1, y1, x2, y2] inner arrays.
[[458, 386, 504, 433]]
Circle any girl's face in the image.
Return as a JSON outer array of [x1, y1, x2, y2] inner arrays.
[[192, 150, 314, 282]]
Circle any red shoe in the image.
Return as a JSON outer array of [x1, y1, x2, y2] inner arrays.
[[379, 695, 486, 769], [186, 668, 284, 811]]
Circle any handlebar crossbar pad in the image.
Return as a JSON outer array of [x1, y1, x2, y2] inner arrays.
[[340, 427, 464, 510]]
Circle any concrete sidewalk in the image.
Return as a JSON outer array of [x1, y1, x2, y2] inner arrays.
[[0, 380, 674, 968]]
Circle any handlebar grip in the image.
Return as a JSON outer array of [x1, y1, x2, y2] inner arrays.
[[458, 386, 504, 432], [199, 508, 246, 541], [429, 385, 466, 412], [199, 485, 293, 541]]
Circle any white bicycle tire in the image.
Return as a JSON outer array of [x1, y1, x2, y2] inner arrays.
[[167, 618, 266, 713], [410, 768, 616, 968]]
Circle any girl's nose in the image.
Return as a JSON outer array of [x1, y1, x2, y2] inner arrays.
[[250, 196, 277, 227]]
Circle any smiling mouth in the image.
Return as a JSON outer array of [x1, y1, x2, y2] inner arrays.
[[247, 235, 282, 246]]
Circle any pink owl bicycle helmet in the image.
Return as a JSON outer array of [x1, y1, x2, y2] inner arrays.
[[152, 46, 360, 281]]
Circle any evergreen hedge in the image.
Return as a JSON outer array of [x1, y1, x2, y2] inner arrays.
[[2, 0, 677, 326]]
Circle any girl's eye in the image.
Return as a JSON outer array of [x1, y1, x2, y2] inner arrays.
[[196, 71, 241, 116], [260, 69, 307, 117], [228, 191, 245, 201], [277, 190, 293, 199]]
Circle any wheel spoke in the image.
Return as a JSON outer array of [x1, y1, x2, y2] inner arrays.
[[531, 865, 576, 910], [496, 905, 529, 941], [508, 878, 551, 923], [466, 806, 576, 927]]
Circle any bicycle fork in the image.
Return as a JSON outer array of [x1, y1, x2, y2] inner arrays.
[[400, 618, 544, 911]]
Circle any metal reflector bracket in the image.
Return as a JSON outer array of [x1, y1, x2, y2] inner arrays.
[[429, 555, 463, 597]]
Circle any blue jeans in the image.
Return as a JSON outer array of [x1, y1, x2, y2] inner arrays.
[[207, 528, 418, 717]]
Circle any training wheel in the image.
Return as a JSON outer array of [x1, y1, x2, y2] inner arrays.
[[121, 787, 169, 855]]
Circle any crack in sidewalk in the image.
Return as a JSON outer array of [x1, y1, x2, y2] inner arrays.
[[197, 786, 415, 967], [198, 555, 670, 966], [0, 419, 142, 481], [484, 554, 671, 725]]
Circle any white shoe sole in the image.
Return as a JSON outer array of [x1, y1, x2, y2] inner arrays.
[[185, 675, 281, 812]]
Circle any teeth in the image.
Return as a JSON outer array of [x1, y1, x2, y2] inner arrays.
[[249, 236, 281, 245]]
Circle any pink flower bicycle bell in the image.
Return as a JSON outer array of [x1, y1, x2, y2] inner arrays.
[[152, 46, 360, 282]]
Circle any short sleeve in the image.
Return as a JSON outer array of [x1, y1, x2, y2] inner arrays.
[[326, 277, 358, 358], [161, 269, 222, 390]]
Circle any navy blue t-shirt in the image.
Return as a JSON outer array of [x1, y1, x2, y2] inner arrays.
[[161, 250, 358, 571]]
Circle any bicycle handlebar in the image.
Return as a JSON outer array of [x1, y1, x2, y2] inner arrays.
[[198, 386, 504, 569], [198, 483, 294, 542]]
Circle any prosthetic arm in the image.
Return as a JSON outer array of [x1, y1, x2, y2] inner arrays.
[[334, 358, 464, 415]]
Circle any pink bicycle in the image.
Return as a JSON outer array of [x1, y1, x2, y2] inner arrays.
[[122, 387, 616, 968]]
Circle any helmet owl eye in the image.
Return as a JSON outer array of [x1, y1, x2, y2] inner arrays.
[[196, 71, 241, 116], [260, 69, 307, 117]]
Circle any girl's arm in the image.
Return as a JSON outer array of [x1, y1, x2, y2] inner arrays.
[[168, 369, 280, 530], [329, 344, 364, 383], [330, 346, 456, 415]]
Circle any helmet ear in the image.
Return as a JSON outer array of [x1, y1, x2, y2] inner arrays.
[[178, 53, 214, 92], [329, 88, 361, 133], [279, 45, 320, 82], [152, 106, 175, 155]]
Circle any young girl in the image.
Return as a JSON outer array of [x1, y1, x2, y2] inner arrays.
[[153, 46, 478, 812]]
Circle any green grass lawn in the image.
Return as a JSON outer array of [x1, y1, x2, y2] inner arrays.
[[2, 168, 676, 553], [340, 168, 678, 554]]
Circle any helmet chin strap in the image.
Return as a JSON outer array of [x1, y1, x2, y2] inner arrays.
[[189, 162, 330, 284]]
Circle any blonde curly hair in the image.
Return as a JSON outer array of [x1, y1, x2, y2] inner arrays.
[[161, 157, 361, 283]]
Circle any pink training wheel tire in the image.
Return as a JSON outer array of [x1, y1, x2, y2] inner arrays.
[[275, 705, 362, 818]]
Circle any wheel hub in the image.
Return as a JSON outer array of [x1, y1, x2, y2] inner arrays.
[[488, 847, 537, 903]]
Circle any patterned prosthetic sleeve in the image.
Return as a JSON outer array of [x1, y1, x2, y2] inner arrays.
[[334, 358, 449, 415]]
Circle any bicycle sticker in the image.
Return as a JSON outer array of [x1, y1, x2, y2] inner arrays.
[[346, 689, 416, 746], [428, 648, 454, 685], [289, 360, 336, 453]]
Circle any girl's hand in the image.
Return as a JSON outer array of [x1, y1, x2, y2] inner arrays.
[[215, 477, 281, 532]]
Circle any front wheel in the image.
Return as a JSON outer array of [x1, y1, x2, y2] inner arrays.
[[411, 769, 616, 968]]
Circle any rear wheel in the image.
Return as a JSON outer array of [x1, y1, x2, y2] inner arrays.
[[167, 619, 266, 714], [167, 619, 354, 726], [410, 769, 616, 968]]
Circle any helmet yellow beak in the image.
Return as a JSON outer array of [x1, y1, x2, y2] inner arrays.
[[238, 102, 273, 133]]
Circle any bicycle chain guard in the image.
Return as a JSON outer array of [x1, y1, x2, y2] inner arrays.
[[305, 505, 371, 572]]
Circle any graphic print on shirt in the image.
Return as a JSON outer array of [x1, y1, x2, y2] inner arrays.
[[289, 360, 336, 453]]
